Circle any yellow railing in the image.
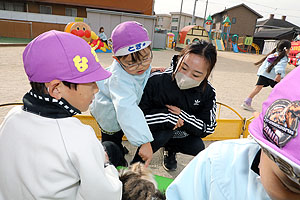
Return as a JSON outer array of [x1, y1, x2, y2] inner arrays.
[[1, 102, 252, 141]]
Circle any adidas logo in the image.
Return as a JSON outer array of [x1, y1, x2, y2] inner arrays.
[[194, 99, 200, 106]]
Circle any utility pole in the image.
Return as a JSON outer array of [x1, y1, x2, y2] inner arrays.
[[178, 0, 183, 34], [191, 0, 198, 25], [176, 0, 183, 47], [203, 0, 208, 26]]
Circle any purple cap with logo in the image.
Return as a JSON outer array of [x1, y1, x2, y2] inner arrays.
[[23, 30, 111, 83], [111, 21, 151, 56], [249, 66, 300, 185]]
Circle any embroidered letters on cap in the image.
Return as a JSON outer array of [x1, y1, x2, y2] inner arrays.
[[73, 55, 88, 72]]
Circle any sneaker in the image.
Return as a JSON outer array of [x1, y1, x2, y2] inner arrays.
[[163, 151, 177, 171], [241, 102, 255, 112]]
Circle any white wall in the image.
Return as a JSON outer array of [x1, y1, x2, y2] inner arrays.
[[86, 8, 156, 42], [0, 10, 81, 24]]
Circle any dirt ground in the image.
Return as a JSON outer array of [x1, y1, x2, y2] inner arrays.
[[0, 47, 296, 178]]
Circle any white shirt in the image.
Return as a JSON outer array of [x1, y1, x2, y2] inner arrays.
[[0, 106, 122, 200]]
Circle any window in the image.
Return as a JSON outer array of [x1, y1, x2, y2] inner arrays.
[[0, 2, 25, 11], [172, 18, 178, 22], [232, 17, 236, 24], [40, 5, 52, 14], [171, 26, 177, 31], [158, 17, 163, 22], [66, 8, 77, 17], [4, 2, 14, 11]]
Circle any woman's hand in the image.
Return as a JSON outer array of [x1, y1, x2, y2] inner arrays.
[[166, 105, 181, 115], [173, 118, 184, 130], [151, 67, 165, 73]]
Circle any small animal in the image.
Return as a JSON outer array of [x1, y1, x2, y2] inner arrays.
[[119, 162, 166, 200]]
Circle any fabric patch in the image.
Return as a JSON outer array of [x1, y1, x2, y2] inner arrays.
[[263, 99, 300, 148]]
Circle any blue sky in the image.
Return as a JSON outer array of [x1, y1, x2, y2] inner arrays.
[[154, 0, 300, 27]]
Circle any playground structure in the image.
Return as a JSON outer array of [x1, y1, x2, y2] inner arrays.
[[201, 15, 261, 54], [289, 35, 300, 67], [204, 15, 213, 40], [221, 16, 231, 50], [230, 34, 260, 54], [64, 22, 112, 53], [203, 15, 225, 51], [176, 25, 209, 50]]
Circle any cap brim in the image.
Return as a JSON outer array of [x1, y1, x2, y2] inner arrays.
[[65, 65, 111, 83]]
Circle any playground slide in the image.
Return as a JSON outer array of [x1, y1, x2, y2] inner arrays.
[[213, 39, 225, 51], [232, 43, 239, 53], [237, 45, 247, 53]]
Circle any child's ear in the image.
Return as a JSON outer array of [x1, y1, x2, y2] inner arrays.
[[45, 80, 63, 100]]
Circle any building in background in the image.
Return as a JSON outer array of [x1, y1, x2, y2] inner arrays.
[[0, 0, 155, 39], [254, 14, 300, 53], [211, 3, 262, 37], [169, 12, 204, 32], [155, 12, 204, 32], [255, 14, 299, 32], [155, 14, 171, 30]]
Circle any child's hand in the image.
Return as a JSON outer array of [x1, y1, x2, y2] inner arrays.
[[173, 118, 184, 130], [275, 74, 281, 82], [151, 67, 165, 73], [166, 105, 181, 115], [138, 142, 153, 168]]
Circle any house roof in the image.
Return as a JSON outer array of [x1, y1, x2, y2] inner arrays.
[[212, 3, 263, 18], [254, 27, 300, 39], [257, 18, 300, 29]]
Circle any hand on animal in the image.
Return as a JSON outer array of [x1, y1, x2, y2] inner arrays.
[[138, 142, 153, 168]]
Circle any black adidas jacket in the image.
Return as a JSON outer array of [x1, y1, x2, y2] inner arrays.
[[139, 56, 217, 138]]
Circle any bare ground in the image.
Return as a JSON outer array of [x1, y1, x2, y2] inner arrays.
[[0, 47, 296, 178]]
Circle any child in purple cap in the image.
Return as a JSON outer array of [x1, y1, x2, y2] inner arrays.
[[242, 39, 291, 112], [90, 21, 163, 168], [166, 66, 300, 199], [0, 30, 122, 200]]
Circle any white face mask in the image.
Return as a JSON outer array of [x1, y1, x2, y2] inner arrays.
[[175, 71, 202, 90]]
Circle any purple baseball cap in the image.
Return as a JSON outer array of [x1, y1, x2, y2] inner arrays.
[[249, 66, 300, 185], [23, 30, 111, 83], [111, 21, 151, 56]]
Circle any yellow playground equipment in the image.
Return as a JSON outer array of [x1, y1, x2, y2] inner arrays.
[[251, 43, 260, 55], [0, 102, 252, 141]]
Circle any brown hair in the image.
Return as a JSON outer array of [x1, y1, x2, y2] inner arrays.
[[254, 39, 291, 73], [99, 27, 104, 32]]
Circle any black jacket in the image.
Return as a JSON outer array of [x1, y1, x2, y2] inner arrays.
[[139, 56, 217, 138]]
